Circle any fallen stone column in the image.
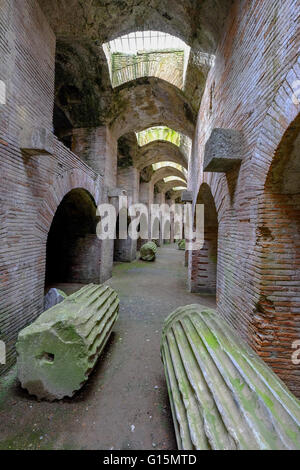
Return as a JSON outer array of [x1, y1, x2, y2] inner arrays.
[[140, 241, 157, 261], [17, 284, 119, 400], [161, 305, 300, 450]]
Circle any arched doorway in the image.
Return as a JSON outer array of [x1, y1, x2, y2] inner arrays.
[[45, 188, 101, 287], [189, 183, 218, 294], [255, 113, 300, 396]]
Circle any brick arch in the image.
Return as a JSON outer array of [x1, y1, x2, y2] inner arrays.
[[151, 166, 187, 185], [250, 59, 300, 398], [160, 179, 187, 194], [265, 112, 300, 193], [254, 110, 300, 397], [188, 182, 219, 295], [197, 183, 218, 227], [110, 78, 196, 140], [201, 172, 231, 224], [252, 64, 300, 189], [36, 168, 102, 240], [135, 140, 188, 171], [197, 63, 300, 236]]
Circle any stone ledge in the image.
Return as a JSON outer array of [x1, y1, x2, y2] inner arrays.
[[108, 188, 127, 198], [181, 190, 193, 202], [204, 128, 244, 172], [20, 128, 54, 155]]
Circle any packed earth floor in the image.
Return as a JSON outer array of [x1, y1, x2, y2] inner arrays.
[[0, 245, 216, 450]]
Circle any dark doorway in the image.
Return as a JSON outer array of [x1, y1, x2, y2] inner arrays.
[[45, 188, 100, 286]]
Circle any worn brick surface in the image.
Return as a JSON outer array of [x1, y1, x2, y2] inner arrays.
[[0, 0, 105, 372], [189, 0, 300, 395]]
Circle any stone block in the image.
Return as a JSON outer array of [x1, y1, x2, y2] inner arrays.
[[161, 304, 300, 450], [43, 288, 67, 311], [20, 128, 54, 155], [108, 188, 127, 198], [140, 241, 157, 261], [204, 128, 244, 172], [177, 239, 186, 250], [181, 191, 193, 203], [17, 284, 119, 400]]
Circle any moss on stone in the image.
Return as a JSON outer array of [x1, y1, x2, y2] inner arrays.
[[161, 304, 300, 450], [140, 242, 157, 261], [17, 285, 119, 401], [118, 136, 134, 168], [177, 239, 186, 250]]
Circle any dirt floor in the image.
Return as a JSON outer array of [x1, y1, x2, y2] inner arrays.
[[0, 244, 216, 450]]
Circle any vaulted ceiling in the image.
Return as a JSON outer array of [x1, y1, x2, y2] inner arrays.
[[38, 0, 232, 53], [40, 0, 233, 134]]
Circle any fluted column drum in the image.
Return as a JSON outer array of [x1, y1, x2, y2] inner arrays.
[[17, 284, 119, 401], [161, 305, 300, 450]]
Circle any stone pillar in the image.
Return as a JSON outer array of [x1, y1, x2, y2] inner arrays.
[[139, 182, 154, 206], [138, 182, 154, 249], [154, 192, 165, 246], [188, 228, 217, 294], [163, 198, 173, 245], [118, 167, 140, 205], [187, 118, 200, 197], [115, 167, 140, 262], [71, 126, 117, 189], [72, 126, 118, 282], [155, 192, 165, 205]]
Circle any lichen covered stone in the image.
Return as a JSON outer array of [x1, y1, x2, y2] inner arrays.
[[140, 241, 157, 261], [161, 304, 300, 450], [177, 239, 186, 250], [17, 284, 119, 401]]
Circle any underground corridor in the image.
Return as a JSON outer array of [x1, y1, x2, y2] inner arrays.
[[0, 245, 216, 450], [1, 0, 300, 453]]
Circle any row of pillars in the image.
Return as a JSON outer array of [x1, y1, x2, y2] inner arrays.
[[69, 126, 176, 270]]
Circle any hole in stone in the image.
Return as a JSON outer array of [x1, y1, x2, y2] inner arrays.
[[38, 352, 55, 364]]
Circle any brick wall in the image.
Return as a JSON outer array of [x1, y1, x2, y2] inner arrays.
[[189, 0, 300, 394], [72, 126, 118, 190], [253, 115, 300, 397], [189, 182, 218, 294], [117, 166, 140, 205], [189, 231, 217, 294], [1, 0, 300, 398], [68, 235, 102, 284], [0, 0, 55, 137], [0, 0, 106, 373]]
